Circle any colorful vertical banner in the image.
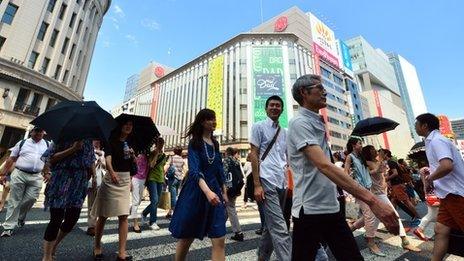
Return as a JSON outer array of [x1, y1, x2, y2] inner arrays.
[[252, 46, 288, 127], [207, 55, 224, 132], [373, 90, 390, 150]]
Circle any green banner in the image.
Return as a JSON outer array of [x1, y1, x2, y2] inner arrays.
[[252, 46, 287, 127]]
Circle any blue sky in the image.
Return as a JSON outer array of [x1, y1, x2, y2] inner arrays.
[[84, 0, 464, 119]]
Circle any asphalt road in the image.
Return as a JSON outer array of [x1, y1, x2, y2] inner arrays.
[[0, 191, 462, 260]]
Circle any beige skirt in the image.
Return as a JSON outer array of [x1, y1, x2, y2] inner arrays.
[[91, 171, 131, 218]]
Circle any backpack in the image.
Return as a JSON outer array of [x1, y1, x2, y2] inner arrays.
[[18, 139, 50, 153], [226, 159, 245, 198]]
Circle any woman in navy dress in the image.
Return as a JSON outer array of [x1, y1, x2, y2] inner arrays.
[[169, 108, 228, 261]]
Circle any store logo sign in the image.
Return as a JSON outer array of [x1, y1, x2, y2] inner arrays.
[[255, 73, 283, 96], [154, 66, 165, 78], [274, 16, 288, 32]]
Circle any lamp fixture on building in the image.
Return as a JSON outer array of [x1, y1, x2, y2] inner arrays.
[[2, 88, 10, 98]]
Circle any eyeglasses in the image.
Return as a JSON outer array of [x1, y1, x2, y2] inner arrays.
[[306, 83, 326, 93]]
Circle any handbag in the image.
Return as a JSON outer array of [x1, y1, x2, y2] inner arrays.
[[129, 160, 138, 176], [158, 190, 171, 210], [425, 194, 440, 207]]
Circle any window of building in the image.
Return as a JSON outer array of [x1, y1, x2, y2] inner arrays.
[[2, 3, 19, 25], [14, 88, 30, 112], [333, 75, 343, 85], [40, 58, 50, 74], [37, 22, 49, 41], [58, 3, 67, 19], [76, 19, 82, 33], [329, 130, 342, 139], [49, 29, 59, 47], [0, 36, 6, 51], [54, 65, 62, 79], [328, 117, 340, 125], [63, 69, 69, 83], [69, 44, 76, 60], [46, 98, 56, 110], [321, 67, 331, 79], [69, 13, 77, 28], [47, 0, 57, 13], [83, 27, 88, 41], [28, 51, 39, 69], [61, 37, 69, 54], [76, 50, 82, 67], [30, 93, 43, 110]]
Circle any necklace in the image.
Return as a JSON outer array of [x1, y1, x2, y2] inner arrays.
[[204, 141, 215, 165]]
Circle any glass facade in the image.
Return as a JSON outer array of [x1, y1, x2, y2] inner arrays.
[[124, 74, 140, 102]]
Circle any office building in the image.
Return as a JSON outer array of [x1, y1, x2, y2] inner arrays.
[[347, 36, 413, 157], [388, 53, 427, 142], [0, 0, 110, 148]]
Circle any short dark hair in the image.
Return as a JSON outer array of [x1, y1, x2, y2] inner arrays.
[[398, 159, 406, 164], [173, 147, 182, 156], [226, 147, 236, 156], [416, 113, 440, 131], [265, 95, 284, 110]]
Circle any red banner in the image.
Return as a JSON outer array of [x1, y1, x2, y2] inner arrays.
[[373, 90, 390, 150], [438, 115, 453, 135], [313, 42, 339, 69]]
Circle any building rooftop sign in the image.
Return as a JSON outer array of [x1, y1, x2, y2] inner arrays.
[[274, 16, 288, 32], [308, 12, 338, 60], [154, 66, 165, 78]]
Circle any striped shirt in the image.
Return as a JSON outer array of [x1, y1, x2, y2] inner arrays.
[[171, 155, 185, 180]]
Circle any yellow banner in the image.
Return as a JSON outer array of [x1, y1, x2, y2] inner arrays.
[[207, 55, 224, 132]]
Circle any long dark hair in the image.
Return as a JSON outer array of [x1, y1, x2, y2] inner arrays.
[[361, 145, 376, 162], [184, 109, 219, 151], [346, 137, 361, 153]]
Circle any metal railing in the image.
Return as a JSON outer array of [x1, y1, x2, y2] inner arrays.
[[13, 102, 40, 116]]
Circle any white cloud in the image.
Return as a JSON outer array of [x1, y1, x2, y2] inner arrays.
[[141, 19, 160, 31], [102, 40, 111, 48], [108, 16, 120, 30], [125, 34, 138, 45], [114, 4, 125, 18]]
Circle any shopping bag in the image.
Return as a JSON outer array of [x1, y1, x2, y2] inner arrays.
[[158, 191, 171, 210]]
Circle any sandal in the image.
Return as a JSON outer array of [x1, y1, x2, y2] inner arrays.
[[93, 250, 104, 261], [132, 227, 141, 233]]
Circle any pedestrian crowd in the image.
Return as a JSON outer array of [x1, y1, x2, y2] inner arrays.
[[0, 74, 463, 261]]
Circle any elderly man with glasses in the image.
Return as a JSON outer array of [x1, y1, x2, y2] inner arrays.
[[287, 74, 400, 260]]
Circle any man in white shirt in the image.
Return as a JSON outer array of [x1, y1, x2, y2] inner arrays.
[[0, 126, 49, 237], [250, 95, 291, 261], [415, 113, 464, 261]]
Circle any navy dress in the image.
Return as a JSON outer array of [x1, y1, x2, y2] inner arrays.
[[169, 140, 226, 239]]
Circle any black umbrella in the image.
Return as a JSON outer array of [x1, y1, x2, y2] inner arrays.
[[408, 141, 426, 160], [31, 101, 117, 143], [114, 114, 160, 153], [351, 117, 399, 136]]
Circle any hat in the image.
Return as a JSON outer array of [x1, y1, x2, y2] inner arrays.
[[31, 126, 43, 132]]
